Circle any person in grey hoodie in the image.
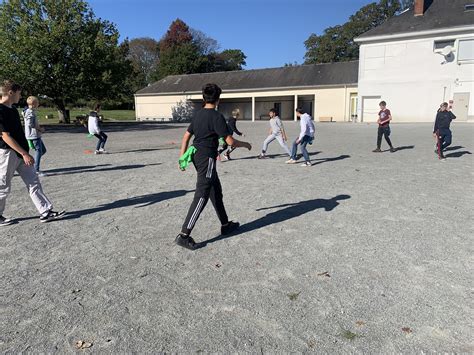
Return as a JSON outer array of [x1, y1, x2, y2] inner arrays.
[[258, 108, 291, 159], [24, 96, 47, 175]]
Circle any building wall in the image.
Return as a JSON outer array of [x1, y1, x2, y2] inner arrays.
[[135, 86, 358, 122], [357, 32, 474, 122]]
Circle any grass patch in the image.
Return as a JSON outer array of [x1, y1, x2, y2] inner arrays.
[[287, 291, 301, 301], [341, 329, 359, 340], [18, 107, 136, 124]]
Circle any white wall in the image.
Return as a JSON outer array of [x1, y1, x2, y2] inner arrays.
[[357, 32, 474, 122]]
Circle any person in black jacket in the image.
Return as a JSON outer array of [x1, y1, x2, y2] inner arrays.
[[433, 102, 456, 159], [218, 108, 244, 160]]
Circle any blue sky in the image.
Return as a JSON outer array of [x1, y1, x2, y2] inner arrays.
[[88, 0, 373, 69]]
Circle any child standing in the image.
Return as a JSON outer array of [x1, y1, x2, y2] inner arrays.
[[433, 102, 456, 159], [88, 103, 108, 154], [218, 108, 243, 160], [24, 96, 47, 176], [286, 108, 315, 166], [372, 101, 396, 153], [258, 108, 291, 159], [0, 80, 65, 226], [176, 83, 252, 250]]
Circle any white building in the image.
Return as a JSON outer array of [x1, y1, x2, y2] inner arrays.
[[355, 0, 474, 122]]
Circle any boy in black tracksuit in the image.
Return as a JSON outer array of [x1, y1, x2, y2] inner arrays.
[[218, 108, 243, 160], [176, 84, 252, 250], [433, 102, 456, 159]]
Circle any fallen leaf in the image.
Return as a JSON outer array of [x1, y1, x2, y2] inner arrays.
[[341, 330, 358, 340], [287, 292, 301, 301], [215, 263, 222, 268], [356, 321, 365, 326], [317, 271, 331, 277], [402, 327, 412, 334], [75, 341, 83, 349], [75, 340, 93, 349]]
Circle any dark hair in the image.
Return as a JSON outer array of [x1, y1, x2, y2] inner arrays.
[[92, 102, 101, 111], [295, 107, 305, 114], [441, 102, 448, 107], [1, 80, 22, 95], [379, 101, 387, 106], [202, 83, 222, 104], [269, 108, 279, 116]]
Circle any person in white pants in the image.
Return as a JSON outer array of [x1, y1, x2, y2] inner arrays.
[[258, 108, 291, 159], [0, 80, 65, 226]]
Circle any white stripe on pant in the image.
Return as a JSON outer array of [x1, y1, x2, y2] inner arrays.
[[262, 133, 291, 156], [0, 149, 52, 216]]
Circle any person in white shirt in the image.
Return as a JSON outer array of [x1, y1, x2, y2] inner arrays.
[[286, 108, 315, 166], [258, 108, 291, 159], [88, 103, 108, 154]]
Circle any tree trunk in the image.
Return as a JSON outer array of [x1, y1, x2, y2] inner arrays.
[[56, 101, 70, 124]]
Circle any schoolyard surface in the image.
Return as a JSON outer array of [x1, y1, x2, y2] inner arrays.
[[1, 121, 473, 353]]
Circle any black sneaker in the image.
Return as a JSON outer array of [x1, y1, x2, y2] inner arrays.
[[0, 215, 13, 226], [39, 210, 66, 223], [221, 221, 240, 235], [372, 148, 382, 153], [390, 147, 397, 153], [175, 234, 200, 250]]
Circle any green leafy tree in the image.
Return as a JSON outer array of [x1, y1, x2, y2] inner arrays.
[[304, 0, 407, 64], [128, 37, 160, 89], [0, 0, 131, 122]]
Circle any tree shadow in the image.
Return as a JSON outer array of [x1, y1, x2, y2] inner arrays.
[[61, 189, 193, 220], [200, 194, 351, 247], [43, 122, 184, 134], [311, 154, 350, 166], [445, 151, 472, 158], [44, 163, 161, 176]]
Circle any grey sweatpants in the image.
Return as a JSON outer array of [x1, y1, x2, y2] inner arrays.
[[0, 149, 52, 216], [262, 133, 291, 156]]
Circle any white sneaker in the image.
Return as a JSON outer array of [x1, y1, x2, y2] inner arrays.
[[99, 149, 108, 154], [285, 159, 297, 164], [0, 215, 13, 226], [37, 171, 47, 177], [94, 150, 101, 155], [300, 162, 311, 167]]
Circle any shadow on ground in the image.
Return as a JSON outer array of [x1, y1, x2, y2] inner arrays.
[[42, 122, 185, 134], [311, 155, 350, 166], [44, 163, 161, 176], [200, 194, 351, 247]]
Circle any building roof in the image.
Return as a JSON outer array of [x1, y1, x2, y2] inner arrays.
[[135, 61, 358, 95], [356, 0, 474, 41]]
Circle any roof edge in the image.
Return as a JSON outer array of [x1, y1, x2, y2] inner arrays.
[[355, 25, 474, 43]]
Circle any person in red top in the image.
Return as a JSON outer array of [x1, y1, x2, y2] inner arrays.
[[373, 101, 396, 153]]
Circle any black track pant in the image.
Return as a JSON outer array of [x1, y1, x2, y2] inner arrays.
[[181, 153, 229, 235], [377, 126, 393, 149]]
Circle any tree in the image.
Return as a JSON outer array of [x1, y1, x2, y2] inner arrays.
[[201, 49, 247, 72], [0, 0, 131, 122], [190, 28, 219, 55], [304, 0, 407, 64], [284, 61, 299, 67], [128, 37, 160, 89], [155, 19, 204, 80]]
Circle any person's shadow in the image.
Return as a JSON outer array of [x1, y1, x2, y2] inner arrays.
[[311, 155, 350, 166], [200, 194, 351, 247], [44, 163, 161, 176], [59, 189, 193, 220], [445, 150, 472, 158]]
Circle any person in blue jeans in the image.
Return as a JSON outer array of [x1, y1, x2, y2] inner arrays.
[[23, 96, 47, 176], [286, 108, 315, 167]]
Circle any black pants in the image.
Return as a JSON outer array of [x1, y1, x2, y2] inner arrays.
[[94, 132, 108, 150], [218, 143, 236, 156], [377, 126, 393, 149], [181, 153, 229, 235], [438, 128, 452, 151]]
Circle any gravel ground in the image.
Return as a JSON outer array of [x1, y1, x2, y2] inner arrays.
[[1, 121, 473, 353]]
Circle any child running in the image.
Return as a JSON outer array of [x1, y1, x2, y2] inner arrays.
[[0, 80, 65, 226], [372, 101, 396, 153], [176, 83, 252, 250], [258, 108, 291, 159], [286, 108, 315, 166], [218, 108, 243, 160], [88, 103, 108, 154], [24, 96, 47, 176]]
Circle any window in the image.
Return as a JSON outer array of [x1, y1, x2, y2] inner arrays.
[[458, 39, 474, 62], [434, 40, 455, 51], [464, 4, 474, 12]]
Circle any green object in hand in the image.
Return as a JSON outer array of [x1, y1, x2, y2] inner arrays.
[[219, 137, 225, 145], [179, 146, 197, 170], [27, 139, 36, 150]]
